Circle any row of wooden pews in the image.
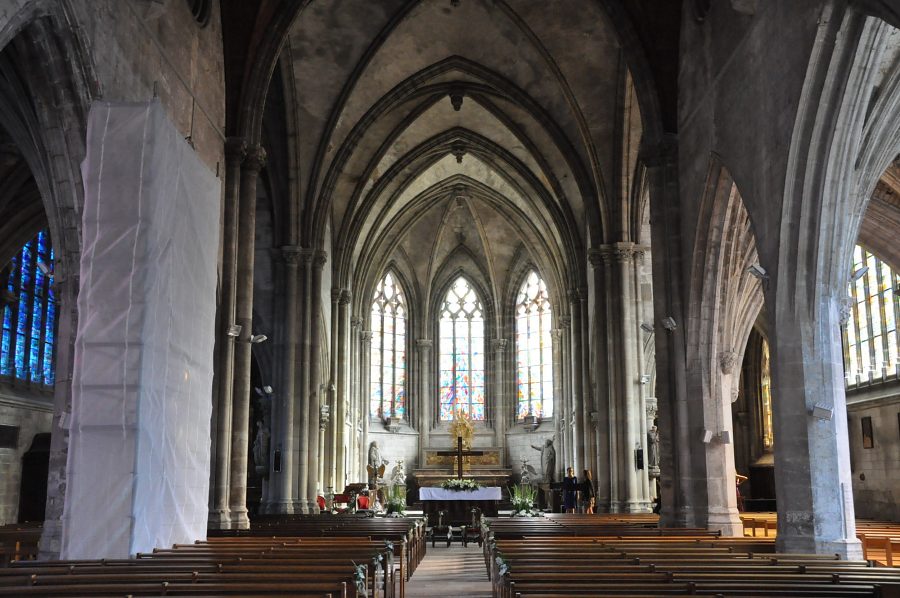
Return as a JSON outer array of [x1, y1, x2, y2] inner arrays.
[[482, 514, 900, 597], [0, 515, 424, 597], [0, 523, 40, 567], [742, 512, 900, 567]]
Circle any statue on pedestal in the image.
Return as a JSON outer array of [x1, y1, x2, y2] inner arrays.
[[390, 459, 406, 486], [530, 438, 557, 483]]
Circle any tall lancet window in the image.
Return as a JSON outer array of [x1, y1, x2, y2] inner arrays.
[[439, 277, 486, 421], [844, 245, 900, 386], [1, 229, 56, 385], [515, 271, 554, 419], [370, 272, 407, 419]]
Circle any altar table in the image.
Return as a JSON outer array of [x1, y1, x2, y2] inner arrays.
[[419, 487, 502, 501], [419, 486, 501, 524]]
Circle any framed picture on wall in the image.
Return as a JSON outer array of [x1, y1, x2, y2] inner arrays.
[[861, 416, 874, 449]]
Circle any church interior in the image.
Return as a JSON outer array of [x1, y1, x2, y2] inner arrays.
[[1, 0, 899, 595]]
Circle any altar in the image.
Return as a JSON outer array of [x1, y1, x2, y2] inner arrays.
[[419, 486, 502, 523], [414, 446, 512, 489]]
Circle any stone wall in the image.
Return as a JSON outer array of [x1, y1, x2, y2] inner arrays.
[[847, 388, 900, 521], [506, 427, 555, 484], [0, 390, 52, 525]]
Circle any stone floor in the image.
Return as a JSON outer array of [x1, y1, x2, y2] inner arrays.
[[406, 543, 492, 597]]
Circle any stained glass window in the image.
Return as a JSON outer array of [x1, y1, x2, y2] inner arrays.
[[1, 229, 55, 386], [844, 245, 900, 387], [439, 277, 485, 421], [515, 271, 554, 420], [370, 272, 407, 419], [760, 338, 773, 449]]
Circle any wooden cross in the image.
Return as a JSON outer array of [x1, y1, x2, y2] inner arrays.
[[437, 436, 484, 479]]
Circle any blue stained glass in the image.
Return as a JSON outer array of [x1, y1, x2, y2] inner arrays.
[[1, 230, 55, 385], [1, 307, 10, 376], [439, 277, 485, 420]]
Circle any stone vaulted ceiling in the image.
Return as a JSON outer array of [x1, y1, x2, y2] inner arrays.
[[271, 0, 655, 313]]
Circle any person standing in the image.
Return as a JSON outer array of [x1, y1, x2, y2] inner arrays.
[[562, 467, 578, 513], [580, 469, 595, 514]]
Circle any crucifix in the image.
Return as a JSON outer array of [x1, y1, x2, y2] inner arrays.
[[437, 436, 484, 479]]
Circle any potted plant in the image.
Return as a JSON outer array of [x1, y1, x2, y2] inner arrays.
[[440, 478, 481, 492], [509, 484, 540, 516], [385, 485, 406, 516]]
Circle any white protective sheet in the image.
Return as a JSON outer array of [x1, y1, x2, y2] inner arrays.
[[62, 101, 221, 559]]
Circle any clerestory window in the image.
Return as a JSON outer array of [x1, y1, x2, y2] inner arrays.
[[515, 271, 554, 420], [370, 272, 407, 419], [438, 277, 485, 421]]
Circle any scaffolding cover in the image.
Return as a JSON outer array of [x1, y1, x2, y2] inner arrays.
[[62, 100, 220, 559]]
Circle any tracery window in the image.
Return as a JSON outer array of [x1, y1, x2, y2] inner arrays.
[[439, 277, 485, 421], [370, 272, 407, 419], [844, 245, 900, 386], [515, 271, 554, 420], [1, 229, 56, 385]]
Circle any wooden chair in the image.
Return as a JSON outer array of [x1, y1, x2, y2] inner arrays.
[[463, 506, 483, 547], [427, 510, 451, 547]]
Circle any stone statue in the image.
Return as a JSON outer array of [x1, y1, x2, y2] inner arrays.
[[647, 424, 660, 469], [519, 457, 537, 486], [368, 441, 381, 469], [390, 459, 406, 486], [530, 438, 557, 483], [252, 420, 270, 475]]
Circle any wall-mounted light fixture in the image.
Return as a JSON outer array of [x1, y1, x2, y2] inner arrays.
[[250, 334, 268, 344], [661, 317, 677, 331], [226, 324, 242, 337], [640, 322, 654, 333], [747, 264, 768, 280], [850, 266, 869, 282]]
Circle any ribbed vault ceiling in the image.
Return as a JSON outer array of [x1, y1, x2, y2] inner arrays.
[[279, 0, 647, 309]]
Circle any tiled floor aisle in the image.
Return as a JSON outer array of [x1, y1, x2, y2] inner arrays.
[[406, 544, 492, 597]]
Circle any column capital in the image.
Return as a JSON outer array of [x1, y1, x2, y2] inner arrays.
[[550, 328, 564, 341], [312, 250, 328, 269], [558, 315, 571, 328], [242, 144, 267, 172], [351, 316, 363, 329], [281, 245, 303, 265], [587, 248, 605, 268], [340, 289, 352, 305], [718, 349, 739, 375], [331, 288, 343, 303], [360, 330, 373, 342], [416, 338, 433, 349], [490, 338, 508, 352], [225, 137, 247, 165]]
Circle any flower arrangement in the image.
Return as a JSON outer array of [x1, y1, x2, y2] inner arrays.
[[385, 485, 406, 515], [509, 483, 541, 516], [440, 478, 481, 491]]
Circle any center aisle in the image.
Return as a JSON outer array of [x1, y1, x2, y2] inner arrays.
[[406, 544, 493, 597]]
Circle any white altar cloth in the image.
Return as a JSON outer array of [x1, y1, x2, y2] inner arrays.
[[420, 487, 502, 501]]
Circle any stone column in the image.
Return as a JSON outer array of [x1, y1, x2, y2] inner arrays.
[[612, 243, 646, 513], [550, 328, 564, 463], [568, 291, 584, 474], [270, 245, 301, 514], [294, 250, 313, 513], [350, 317, 362, 482], [328, 289, 341, 489], [557, 316, 571, 478], [361, 330, 373, 471], [706, 350, 742, 535], [229, 144, 266, 529], [416, 339, 432, 466], [491, 339, 508, 448], [770, 291, 862, 557], [588, 249, 612, 511], [646, 397, 660, 499], [633, 251, 652, 509], [306, 251, 327, 509], [208, 137, 245, 529], [336, 289, 351, 488]]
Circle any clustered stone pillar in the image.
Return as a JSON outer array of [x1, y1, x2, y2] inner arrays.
[[556, 316, 572, 479], [349, 316, 362, 482], [306, 251, 327, 510], [588, 248, 612, 511], [360, 330, 373, 470], [416, 339, 432, 466], [228, 144, 267, 530], [295, 250, 314, 513], [208, 137, 246, 530], [491, 339, 508, 448], [568, 292, 584, 474], [270, 245, 302, 514], [336, 289, 352, 489]]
